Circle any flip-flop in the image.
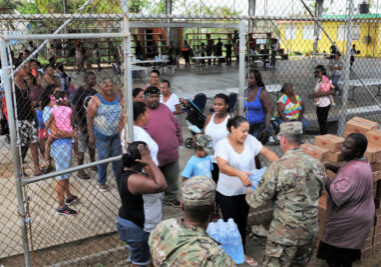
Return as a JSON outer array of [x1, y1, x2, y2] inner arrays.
[[245, 256, 258, 267]]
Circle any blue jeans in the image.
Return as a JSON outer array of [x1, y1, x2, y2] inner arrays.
[[331, 74, 341, 95], [95, 134, 121, 185], [117, 216, 151, 265], [277, 117, 309, 133]]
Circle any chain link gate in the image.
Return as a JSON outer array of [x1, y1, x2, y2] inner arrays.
[[1, 0, 381, 266]]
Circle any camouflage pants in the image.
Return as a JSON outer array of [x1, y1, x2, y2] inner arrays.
[[262, 239, 315, 267]]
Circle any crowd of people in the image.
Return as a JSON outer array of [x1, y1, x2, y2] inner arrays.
[[0, 40, 374, 266]]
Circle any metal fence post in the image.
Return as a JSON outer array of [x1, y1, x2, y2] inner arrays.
[[0, 38, 31, 267], [238, 20, 247, 115], [337, 0, 354, 136], [121, 0, 134, 143]]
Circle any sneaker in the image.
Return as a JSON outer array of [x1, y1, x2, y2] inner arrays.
[[65, 195, 78, 206], [57, 205, 78, 216], [165, 200, 181, 208], [97, 183, 109, 192], [77, 171, 91, 180]]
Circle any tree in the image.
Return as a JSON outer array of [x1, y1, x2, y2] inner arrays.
[[0, 0, 23, 14]]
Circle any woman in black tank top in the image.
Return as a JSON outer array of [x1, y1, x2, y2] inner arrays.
[[117, 141, 167, 266]]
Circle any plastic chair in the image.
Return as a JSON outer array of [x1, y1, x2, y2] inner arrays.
[[228, 92, 238, 113], [192, 93, 207, 112]]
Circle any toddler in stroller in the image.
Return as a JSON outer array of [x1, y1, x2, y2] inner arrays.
[[180, 98, 206, 149]]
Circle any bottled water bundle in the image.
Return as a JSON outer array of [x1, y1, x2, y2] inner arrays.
[[206, 219, 245, 264], [248, 167, 267, 190]]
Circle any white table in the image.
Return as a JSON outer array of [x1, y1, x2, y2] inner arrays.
[[131, 65, 148, 75], [132, 59, 169, 65], [132, 59, 171, 74], [338, 78, 381, 104], [192, 56, 225, 69]]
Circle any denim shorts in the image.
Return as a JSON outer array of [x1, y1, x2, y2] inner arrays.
[[50, 138, 73, 180], [117, 216, 151, 265]]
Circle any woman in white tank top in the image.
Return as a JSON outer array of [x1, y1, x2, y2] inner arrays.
[[204, 94, 230, 183]]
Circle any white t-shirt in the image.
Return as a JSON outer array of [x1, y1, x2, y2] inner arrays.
[[121, 125, 159, 165], [314, 80, 331, 108], [215, 135, 263, 196], [160, 93, 180, 113], [204, 113, 230, 162]]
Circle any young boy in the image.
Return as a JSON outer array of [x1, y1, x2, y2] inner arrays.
[[181, 134, 214, 181]]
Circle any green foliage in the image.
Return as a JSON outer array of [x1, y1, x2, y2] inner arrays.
[[0, 0, 23, 14], [17, 0, 157, 14]]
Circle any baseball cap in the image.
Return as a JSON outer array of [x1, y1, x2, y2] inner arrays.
[[195, 134, 214, 155], [144, 86, 160, 97], [181, 176, 216, 206], [278, 121, 303, 136]]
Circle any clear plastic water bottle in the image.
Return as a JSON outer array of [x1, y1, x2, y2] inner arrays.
[[248, 167, 267, 190], [227, 219, 245, 264], [206, 222, 219, 241]]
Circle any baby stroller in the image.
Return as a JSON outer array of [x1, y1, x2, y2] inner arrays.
[[182, 99, 206, 149]]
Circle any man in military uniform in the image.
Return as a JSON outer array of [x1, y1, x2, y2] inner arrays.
[[149, 176, 235, 266], [246, 122, 327, 266]]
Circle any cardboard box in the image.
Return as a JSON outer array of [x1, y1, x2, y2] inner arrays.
[[373, 171, 381, 183], [326, 151, 343, 163], [371, 161, 381, 172], [301, 144, 329, 162], [365, 144, 381, 163], [346, 117, 378, 135], [315, 134, 345, 152], [344, 131, 351, 138], [367, 130, 381, 147]]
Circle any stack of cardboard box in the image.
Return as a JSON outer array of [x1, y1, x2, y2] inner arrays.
[[302, 117, 381, 257]]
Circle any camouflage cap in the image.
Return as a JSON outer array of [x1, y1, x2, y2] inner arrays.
[[195, 134, 214, 155], [278, 121, 303, 136], [181, 176, 216, 206]]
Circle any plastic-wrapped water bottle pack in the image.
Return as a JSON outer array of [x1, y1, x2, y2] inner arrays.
[[248, 167, 267, 190], [206, 219, 245, 264]]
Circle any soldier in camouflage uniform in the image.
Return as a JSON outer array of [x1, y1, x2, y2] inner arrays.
[[246, 122, 327, 266], [149, 176, 235, 267]]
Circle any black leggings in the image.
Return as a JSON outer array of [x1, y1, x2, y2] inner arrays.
[[211, 163, 219, 184], [217, 192, 249, 251], [316, 105, 331, 135]]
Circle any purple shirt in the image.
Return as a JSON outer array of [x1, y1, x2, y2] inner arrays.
[[322, 160, 375, 249], [144, 104, 183, 166]]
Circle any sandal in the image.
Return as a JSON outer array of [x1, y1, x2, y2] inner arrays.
[[245, 255, 258, 267]]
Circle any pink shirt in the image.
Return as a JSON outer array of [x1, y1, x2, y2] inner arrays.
[[320, 75, 333, 92], [51, 105, 73, 132], [144, 104, 183, 166], [322, 160, 375, 249]]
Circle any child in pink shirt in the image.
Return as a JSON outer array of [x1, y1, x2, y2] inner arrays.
[[316, 75, 336, 105], [42, 91, 78, 168]]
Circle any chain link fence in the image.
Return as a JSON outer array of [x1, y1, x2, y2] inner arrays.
[[1, 0, 381, 266]]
